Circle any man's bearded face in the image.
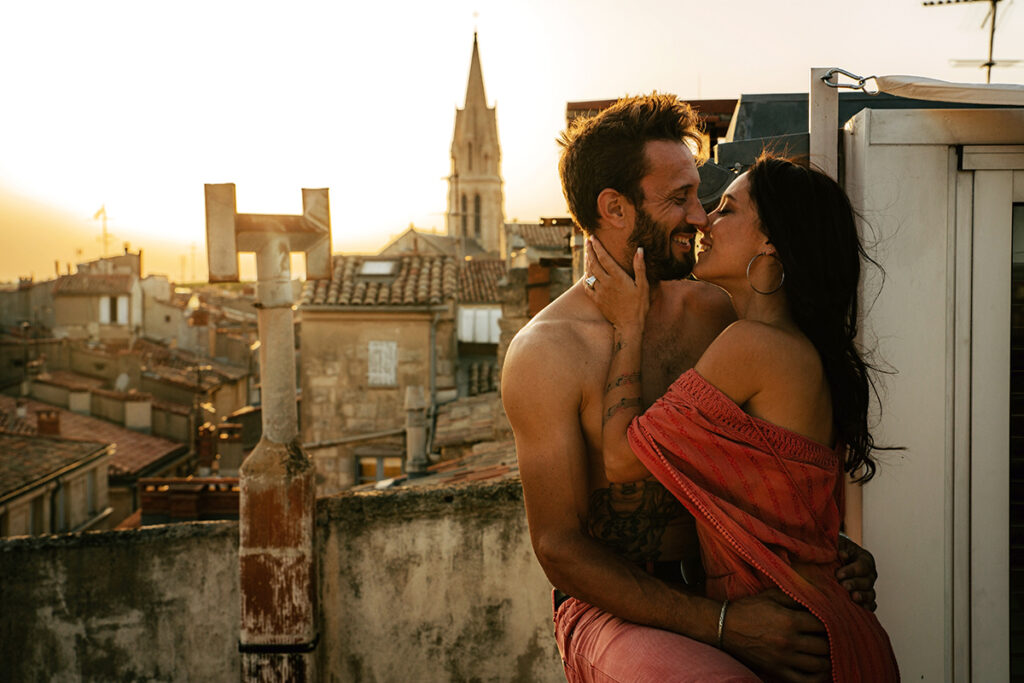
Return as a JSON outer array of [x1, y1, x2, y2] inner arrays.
[[627, 205, 695, 282]]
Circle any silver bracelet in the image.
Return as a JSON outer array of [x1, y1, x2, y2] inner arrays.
[[717, 599, 729, 649]]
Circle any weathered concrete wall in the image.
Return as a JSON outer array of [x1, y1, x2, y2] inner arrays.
[[0, 480, 562, 682], [0, 522, 240, 682], [317, 480, 560, 682]]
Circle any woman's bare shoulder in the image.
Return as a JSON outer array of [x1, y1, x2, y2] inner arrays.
[[695, 320, 818, 405]]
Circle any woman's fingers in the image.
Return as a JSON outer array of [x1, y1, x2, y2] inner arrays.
[[586, 238, 610, 279]]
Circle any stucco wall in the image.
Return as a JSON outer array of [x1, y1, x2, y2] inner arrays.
[[0, 479, 562, 682], [317, 481, 559, 682], [0, 522, 240, 682]]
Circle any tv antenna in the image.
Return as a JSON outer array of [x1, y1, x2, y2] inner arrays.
[[923, 0, 1022, 83]]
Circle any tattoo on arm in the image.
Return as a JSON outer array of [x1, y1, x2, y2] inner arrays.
[[604, 397, 643, 424], [605, 372, 641, 394]]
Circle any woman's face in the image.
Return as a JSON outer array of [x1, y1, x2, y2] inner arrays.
[[692, 172, 771, 286]]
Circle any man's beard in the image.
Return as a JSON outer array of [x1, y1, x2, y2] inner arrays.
[[627, 207, 694, 282]]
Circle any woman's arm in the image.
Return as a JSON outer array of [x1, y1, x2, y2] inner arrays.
[[585, 238, 652, 483]]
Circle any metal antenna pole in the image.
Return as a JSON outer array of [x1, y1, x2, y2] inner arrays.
[[923, 0, 1015, 82], [986, 0, 999, 82]]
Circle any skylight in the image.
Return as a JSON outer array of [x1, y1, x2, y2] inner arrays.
[[359, 261, 398, 276]]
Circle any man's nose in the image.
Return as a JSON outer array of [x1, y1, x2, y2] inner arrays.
[[688, 201, 709, 229]]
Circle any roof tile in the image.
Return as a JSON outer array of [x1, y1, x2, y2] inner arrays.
[[0, 395, 185, 478], [0, 433, 107, 499], [458, 260, 505, 304], [302, 255, 457, 308]]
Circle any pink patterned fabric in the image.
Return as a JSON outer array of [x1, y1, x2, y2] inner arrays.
[[628, 369, 899, 683]]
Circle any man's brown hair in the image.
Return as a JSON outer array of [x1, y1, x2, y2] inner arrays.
[[558, 93, 705, 234]]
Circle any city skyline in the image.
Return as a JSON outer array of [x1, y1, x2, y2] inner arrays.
[[1, 0, 1022, 282]]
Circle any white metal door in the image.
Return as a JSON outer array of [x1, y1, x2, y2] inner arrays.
[[958, 145, 1024, 682]]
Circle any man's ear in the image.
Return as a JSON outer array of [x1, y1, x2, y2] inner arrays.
[[596, 188, 631, 230]]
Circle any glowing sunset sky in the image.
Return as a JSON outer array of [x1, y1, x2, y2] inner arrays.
[[0, 0, 1021, 282]]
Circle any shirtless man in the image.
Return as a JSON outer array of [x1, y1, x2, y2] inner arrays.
[[502, 94, 878, 682]]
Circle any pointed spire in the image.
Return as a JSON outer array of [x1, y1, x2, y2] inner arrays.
[[464, 32, 487, 109]]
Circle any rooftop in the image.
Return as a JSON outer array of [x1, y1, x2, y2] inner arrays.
[[458, 259, 505, 304], [301, 254, 458, 308], [506, 223, 571, 250], [0, 395, 185, 478], [53, 273, 134, 296], [0, 432, 107, 500]]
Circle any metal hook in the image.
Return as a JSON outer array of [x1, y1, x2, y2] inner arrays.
[[821, 68, 880, 95]]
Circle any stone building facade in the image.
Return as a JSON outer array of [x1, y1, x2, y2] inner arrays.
[[300, 254, 458, 494]]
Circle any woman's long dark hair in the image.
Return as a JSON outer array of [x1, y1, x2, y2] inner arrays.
[[746, 155, 882, 482]]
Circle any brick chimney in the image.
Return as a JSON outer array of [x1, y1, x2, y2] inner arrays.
[[36, 409, 60, 436]]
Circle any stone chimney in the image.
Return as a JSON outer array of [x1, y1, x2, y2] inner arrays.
[[36, 409, 60, 436], [196, 423, 217, 475], [15, 399, 27, 419]]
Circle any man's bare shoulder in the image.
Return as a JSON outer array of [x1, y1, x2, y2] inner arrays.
[[506, 283, 608, 365]]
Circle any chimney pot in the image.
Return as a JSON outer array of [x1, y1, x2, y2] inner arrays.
[[36, 409, 60, 436]]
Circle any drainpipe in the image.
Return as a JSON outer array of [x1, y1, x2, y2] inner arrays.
[[425, 310, 441, 457]]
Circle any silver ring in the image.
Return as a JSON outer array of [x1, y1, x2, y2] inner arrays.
[[585, 275, 597, 289]]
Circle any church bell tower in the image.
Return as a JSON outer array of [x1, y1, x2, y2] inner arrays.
[[446, 33, 505, 256]]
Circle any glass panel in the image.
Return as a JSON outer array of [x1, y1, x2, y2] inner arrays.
[[1010, 203, 1024, 680], [382, 457, 403, 479], [358, 458, 377, 482]]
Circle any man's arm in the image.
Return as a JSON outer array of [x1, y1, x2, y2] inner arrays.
[[503, 325, 830, 682]]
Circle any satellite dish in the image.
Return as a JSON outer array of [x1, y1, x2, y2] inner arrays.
[[114, 373, 130, 392]]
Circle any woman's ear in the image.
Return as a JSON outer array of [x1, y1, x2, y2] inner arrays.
[[597, 188, 629, 229]]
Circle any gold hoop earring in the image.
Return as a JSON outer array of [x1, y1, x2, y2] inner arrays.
[[746, 252, 785, 295]]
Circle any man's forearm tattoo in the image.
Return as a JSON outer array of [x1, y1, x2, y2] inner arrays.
[[604, 397, 642, 424], [605, 372, 641, 394]]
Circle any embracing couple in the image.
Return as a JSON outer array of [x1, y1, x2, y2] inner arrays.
[[502, 94, 899, 682]]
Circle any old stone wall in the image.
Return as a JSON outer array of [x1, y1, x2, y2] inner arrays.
[[301, 310, 458, 493], [317, 480, 559, 682], [0, 522, 240, 682], [0, 480, 562, 682]]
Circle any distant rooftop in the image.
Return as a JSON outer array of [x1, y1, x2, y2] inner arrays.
[[0, 395, 185, 478], [458, 259, 505, 304], [0, 432, 107, 501], [301, 254, 458, 308]]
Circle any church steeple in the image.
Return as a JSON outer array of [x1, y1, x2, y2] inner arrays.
[[464, 33, 487, 110], [446, 33, 504, 256]]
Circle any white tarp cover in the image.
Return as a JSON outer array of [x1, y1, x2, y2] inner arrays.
[[876, 75, 1024, 106]]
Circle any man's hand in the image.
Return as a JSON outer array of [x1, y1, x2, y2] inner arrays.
[[722, 589, 830, 683], [836, 535, 878, 611]]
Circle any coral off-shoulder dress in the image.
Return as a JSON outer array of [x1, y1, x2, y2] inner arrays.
[[627, 369, 899, 683]]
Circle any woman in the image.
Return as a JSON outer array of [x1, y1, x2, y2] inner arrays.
[[585, 156, 899, 682]]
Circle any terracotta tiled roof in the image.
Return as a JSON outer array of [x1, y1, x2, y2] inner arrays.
[[54, 273, 134, 296], [458, 259, 505, 304], [301, 255, 458, 308], [351, 439, 518, 492], [0, 433, 108, 499], [0, 410, 37, 436], [509, 223, 571, 250], [33, 371, 105, 392], [0, 395, 186, 478]]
